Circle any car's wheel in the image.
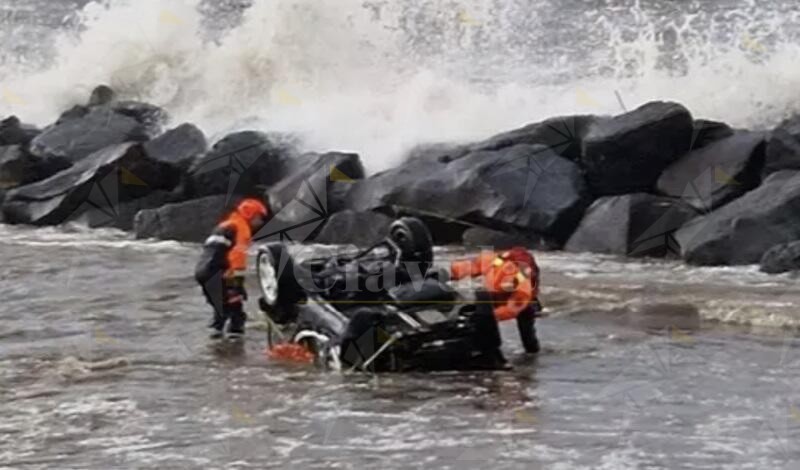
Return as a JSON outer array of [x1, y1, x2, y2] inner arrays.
[[257, 249, 279, 307], [256, 243, 304, 323], [389, 217, 434, 276]]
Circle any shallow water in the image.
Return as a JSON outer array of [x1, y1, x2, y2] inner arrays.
[[2, 224, 800, 469]]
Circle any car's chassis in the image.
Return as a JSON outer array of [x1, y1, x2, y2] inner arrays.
[[256, 217, 505, 372]]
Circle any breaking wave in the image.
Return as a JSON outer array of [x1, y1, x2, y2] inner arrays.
[[2, 0, 800, 171]]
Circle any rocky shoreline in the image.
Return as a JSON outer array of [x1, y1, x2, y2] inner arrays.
[[2, 86, 800, 274]]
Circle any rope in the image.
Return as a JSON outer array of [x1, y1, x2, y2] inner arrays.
[[262, 309, 287, 348]]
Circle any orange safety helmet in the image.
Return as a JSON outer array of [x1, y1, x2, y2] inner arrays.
[[236, 198, 269, 221]]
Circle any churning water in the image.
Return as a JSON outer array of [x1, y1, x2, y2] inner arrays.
[[2, 1, 800, 468]]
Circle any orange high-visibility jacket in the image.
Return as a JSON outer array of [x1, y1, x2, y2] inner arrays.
[[451, 251, 539, 322], [220, 212, 253, 277], [195, 211, 257, 285], [218, 213, 253, 278]]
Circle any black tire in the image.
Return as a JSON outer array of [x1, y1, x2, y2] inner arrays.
[[389, 217, 434, 277], [256, 243, 304, 323]]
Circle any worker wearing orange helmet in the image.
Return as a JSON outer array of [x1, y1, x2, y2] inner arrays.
[[195, 198, 269, 339], [451, 247, 542, 353]]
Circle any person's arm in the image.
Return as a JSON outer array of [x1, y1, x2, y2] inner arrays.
[[450, 252, 497, 280], [494, 278, 534, 322], [194, 224, 236, 282]]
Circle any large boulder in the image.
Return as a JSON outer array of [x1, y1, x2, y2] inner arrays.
[[29, 107, 151, 165], [760, 241, 800, 274], [55, 85, 117, 123], [70, 190, 178, 231], [54, 86, 164, 133], [656, 130, 766, 211], [267, 151, 365, 216], [407, 114, 598, 164], [0, 116, 40, 146], [472, 114, 599, 162], [134, 195, 236, 243], [143, 123, 207, 170], [404, 142, 470, 164], [581, 101, 694, 195], [109, 101, 165, 136], [763, 114, 800, 176], [257, 152, 365, 243], [565, 193, 698, 258], [314, 210, 393, 246], [187, 131, 293, 198], [0, 146, 71, 189], [344, 144, 591, 244], [2, 143, 182, 225], [690, 119, 734, 150], [675, 171, 800, 265]]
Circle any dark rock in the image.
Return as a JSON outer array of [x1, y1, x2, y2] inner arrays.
[[29, 107, 150, 164], [257, 152, 365, 243], [188, 131, 293, 199], [134, 195, 236, 243], [760, 241, 800, 274], [403, 214, 468, 245], [405, 142, 470, 164], [581, 101, 694, 195], [0, 145, 71, 188], [763, 114, 800, 176], [71, 190, 178, 231], [89, 85, 116, 106], [691, 119, 734, 149], [143, 123, 207, 170], [407, 114, 598, 164], [267, 151, 364, 216], [55, 85, 117, 124], [566, 193, 698, 258], [462, 226, 548, 250], [675, 171, 800, 265], [474, 114, 599, 162], [0, 116, 41, 147], [55, 106, 90, 124], [344, 144, 591, 244], [111, 101, 166, 136], [314, 210, 393, 246], [657, 131, 766, 211], [2, 143, 183, 225]]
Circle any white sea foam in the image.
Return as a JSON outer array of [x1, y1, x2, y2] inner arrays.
[[2, 0, 800, 171]]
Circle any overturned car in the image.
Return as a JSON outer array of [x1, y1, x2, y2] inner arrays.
[[256, 217, 508, 372]]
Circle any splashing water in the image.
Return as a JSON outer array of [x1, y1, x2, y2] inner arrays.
[[1, 0, 800, 170]]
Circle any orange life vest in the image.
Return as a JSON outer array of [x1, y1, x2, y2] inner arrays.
[[451, 251, 538, 322], [219, 213, 252, 278]]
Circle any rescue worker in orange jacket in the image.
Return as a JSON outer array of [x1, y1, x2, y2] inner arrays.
[[450, 247, 542, 353], [194, 198, 269, 339]]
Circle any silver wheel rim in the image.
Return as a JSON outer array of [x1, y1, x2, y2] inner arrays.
[[258, 251, 279, 306]]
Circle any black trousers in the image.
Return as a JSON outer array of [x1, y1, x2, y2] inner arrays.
[[473, 290, 503, 354], [199, 274, 247, 332], [474, 290, 539, 354], [516, 304, 540, 353]]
